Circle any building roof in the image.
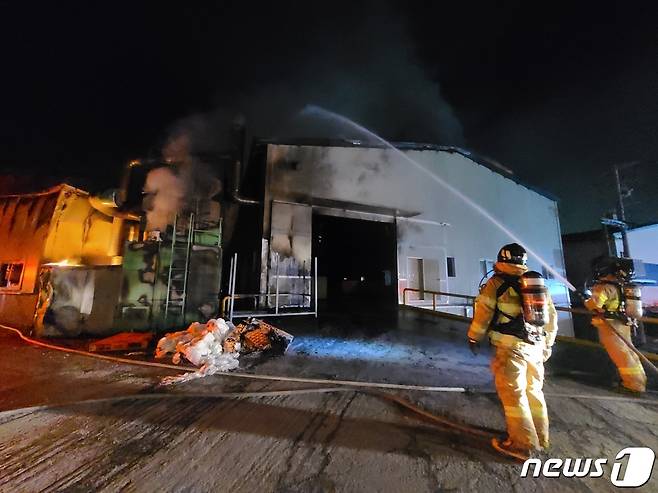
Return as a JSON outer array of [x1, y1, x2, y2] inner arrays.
[[627, 220, 658, 233], [0, 183, 87, 199], [256, 138, 557, 201]]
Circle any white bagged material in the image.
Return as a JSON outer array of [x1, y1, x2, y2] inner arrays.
[[156, 318, 239, 385]]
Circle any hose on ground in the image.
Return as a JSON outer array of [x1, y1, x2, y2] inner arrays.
[[1, 324, 657, 409], [601, 318, 658, 377], [0, 387, 497, 439]]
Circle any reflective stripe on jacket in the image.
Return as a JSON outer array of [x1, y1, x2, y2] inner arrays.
[[467, 261, 558, 350], [584, 281, 620, 314]]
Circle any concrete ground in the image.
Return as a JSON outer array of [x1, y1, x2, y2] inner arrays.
[[1, 309, 657, 492]]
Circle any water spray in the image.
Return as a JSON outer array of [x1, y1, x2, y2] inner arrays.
[[301, 105, 576, 292]]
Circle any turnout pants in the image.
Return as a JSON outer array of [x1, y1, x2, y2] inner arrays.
[[491, 343, 548, 450], [594, 318, 647, 392]]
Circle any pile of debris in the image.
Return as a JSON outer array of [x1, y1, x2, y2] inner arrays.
[[155, 318, 293, 384]]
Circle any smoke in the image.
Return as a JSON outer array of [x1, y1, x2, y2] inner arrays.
[[161, 4, 463, 158], [141, 131, 223, 231], [142, 167, 185, 231], [146, 4, 463, 230]]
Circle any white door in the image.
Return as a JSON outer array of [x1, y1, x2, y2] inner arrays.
[[407, 257, 424, 300]]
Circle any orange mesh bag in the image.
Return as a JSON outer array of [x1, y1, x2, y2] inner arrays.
[[243, 326, 273, 352]]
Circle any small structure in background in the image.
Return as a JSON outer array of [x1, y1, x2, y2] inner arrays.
[[0, 156, 224, 337], [614, 222, 658, 313], [114, 157, 224, 333], [0, 184, 140, 336], [563, 220, 658, 341]]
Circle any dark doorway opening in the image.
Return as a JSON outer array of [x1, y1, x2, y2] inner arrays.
[[312, 214, 397, 312]]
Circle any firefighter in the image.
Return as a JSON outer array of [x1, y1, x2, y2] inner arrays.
[[467, 243, 558, 460], [585, 256, 646, 393]]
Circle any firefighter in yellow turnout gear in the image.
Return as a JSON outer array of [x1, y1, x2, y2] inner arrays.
[[467, 243, 558, 460], [585, 257, 646, 393]]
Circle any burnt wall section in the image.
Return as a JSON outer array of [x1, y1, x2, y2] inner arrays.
[[36, 266, 122, 337], [0, 184, 130, 330], [116, 240, 221, 332], [222, 144, 267, 300], [267, 202, 312, 308], [258, 142, 573, 334]]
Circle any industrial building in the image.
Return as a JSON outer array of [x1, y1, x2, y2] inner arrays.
[[0, 138, 573, 336], [230, 139, 573, 335]]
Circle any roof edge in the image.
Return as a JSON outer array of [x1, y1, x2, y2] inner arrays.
[[0, 183, 88, 199], [255, 138, 558, 201]]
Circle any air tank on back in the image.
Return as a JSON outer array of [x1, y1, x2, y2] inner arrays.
[[520, 271, 550, 326], [623, 283, 643, 319]]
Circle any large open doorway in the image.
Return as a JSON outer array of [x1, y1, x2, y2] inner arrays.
[[312, 213, 397, 312]]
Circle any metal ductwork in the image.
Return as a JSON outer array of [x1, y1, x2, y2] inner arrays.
[[88, 193, 141, 221], [117, 159, 142, 207], [231, 120, 261, 206]]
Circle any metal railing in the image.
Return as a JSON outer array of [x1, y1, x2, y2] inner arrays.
[[555, 305, 658, 325], [401, 287, 658, 326], [402, 287, 475, 313], [223, 253, 318, 322]]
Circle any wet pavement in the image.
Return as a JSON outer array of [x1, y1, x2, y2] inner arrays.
[[1, 309, 657, 492]]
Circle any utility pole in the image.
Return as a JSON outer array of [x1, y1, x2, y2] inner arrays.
[[613, 161, 640, 258], [613, 164, 630, 257]]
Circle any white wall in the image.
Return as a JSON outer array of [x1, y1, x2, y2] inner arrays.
[[616, 224, 658, 264], [616, 224, 658, 307], [266, 144, 573, 334]]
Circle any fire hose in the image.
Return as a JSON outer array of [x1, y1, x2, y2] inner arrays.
[[599, 317, 658, 377], [1, 323, 658, 439], [0, 387, 499, 439], [1, 324, 656, 401], [566, 291, 658, 377]]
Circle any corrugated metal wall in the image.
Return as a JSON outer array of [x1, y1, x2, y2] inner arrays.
[[262, 144, 574, 335], [0, 188, 60, 327]]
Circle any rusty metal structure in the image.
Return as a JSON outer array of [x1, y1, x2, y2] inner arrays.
[[0, 184, 139, 333]]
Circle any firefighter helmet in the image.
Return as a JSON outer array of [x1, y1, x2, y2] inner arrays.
[[592, 256, 635, 281], [497, 243, 528, 265]]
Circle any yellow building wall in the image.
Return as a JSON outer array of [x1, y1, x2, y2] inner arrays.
[[42, 186, 123, 265], [0, 184, 130, 330], [0, 187, 60, 328]]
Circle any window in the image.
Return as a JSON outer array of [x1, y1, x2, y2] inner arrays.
[[447, 257, 456, 278], [480, 259, 495, 277], [0, 262, 24, 290]]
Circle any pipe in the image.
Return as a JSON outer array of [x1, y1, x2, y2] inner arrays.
[[232, 159, 261, 205], [314, 257, 318, 318], [230, 120, 260, 205], [116, 159, 142, 206], [230, 253, 237, 321], [88, 195, 141, 221]]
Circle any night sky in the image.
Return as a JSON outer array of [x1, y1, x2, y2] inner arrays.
[[2, 1, 656, 232]]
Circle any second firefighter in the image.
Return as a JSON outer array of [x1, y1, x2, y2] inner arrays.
[[585, 256, 646, 394]]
